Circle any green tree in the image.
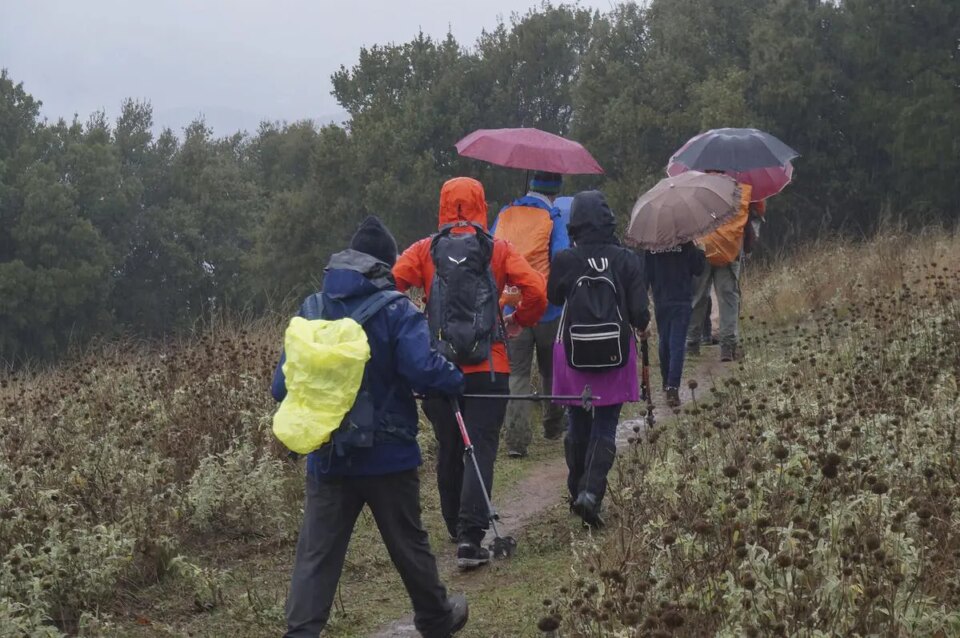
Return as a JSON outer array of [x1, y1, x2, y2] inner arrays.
[[1, 162, 112, 357]]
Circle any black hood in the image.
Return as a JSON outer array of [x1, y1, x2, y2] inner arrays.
[[567, 190, 618, 245]]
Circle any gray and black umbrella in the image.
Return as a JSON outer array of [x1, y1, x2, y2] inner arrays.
[[667, 128, 799, 200]]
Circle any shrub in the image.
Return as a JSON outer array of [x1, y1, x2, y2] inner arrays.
[[186, 436, 296, 540], [0, 320, 292, 633]]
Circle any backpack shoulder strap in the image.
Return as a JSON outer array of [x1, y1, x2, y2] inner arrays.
[[349, 290, 406, 326]]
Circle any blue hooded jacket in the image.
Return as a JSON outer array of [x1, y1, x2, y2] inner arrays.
[[271, 249, 464, 478], [492, 194, 571, 323]]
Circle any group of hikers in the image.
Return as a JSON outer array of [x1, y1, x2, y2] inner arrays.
[[271, 169, 764, 637]]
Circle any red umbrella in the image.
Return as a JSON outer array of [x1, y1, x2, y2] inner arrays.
[[455, 128, 604, 175]]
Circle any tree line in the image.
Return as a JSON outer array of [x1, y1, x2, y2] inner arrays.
[[1, 0, 957, 361]]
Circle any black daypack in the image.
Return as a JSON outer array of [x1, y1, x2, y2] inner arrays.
[[299, 289, 413, 457], [426, 221, 502, 367], [559, 250, 631, 370]]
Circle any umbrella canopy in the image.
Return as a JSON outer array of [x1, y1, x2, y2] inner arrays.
[[667, 128, 798, 201], [668, 159, 794, 202], [455, 127, 604, 175], [627, 172, 743, 251]]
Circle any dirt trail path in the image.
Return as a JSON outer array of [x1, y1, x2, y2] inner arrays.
[[618, 354, 727, 442], [369, 352, 729, 638]]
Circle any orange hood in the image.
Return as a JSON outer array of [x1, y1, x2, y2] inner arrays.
[[438, 177, 488, 229]]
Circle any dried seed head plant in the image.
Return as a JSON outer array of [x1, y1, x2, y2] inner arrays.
[[548, 232, 960, 636], [0, 318, 299, 633]]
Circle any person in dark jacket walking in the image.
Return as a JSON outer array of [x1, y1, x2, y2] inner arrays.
[[272, 216, 469, 638], [549, 191, 650, 527], [645, 242, 706, 407]]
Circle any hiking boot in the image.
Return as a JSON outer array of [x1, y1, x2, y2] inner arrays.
[[720, 344, 736, 362], [665, 387, 681, 408], [571, 491, 604, 528], [423, 594, 469, 638], [543, 429, 564, 441], [507, 449, 527, 459], [456, 542, 490, 570], [686, 341, 701, 357], [446, 594, 469, 636]]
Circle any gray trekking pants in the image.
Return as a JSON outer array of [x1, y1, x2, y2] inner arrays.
[[687, 259, 741, 349], [502, 319, 566, 455], [285, 470, 454, 638]]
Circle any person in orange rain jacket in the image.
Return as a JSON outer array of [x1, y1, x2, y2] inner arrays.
[[686, 180, 753, 362], [393, 176, 547, 570]]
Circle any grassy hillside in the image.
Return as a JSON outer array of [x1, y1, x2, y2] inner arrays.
[[2, 230, 959, 636]]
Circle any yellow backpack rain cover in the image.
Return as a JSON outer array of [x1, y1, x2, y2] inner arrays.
[[272, 316, 371, 454]]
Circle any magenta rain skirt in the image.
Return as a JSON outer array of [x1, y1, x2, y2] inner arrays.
[[551, 339, 639, 407]]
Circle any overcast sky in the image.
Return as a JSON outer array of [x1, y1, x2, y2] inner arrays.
[[1, 0, 611, 135]]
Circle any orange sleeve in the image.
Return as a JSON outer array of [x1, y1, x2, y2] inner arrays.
[[499, 242, 547, 327], [393, 239, 428, 293]]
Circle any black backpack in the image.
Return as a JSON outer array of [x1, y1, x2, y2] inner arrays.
[[559, 249, 631, 370], [426, 221, 502, 366]]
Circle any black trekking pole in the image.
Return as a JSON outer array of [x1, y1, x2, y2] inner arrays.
[[418, 386, 597, 410], [448, 397, 517, 560], [640, 338, 655, 428]]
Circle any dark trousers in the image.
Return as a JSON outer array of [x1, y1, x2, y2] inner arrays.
[[703, 295, 713, 340], [565, 404, 621, 500], [655, 303, 692, 389], [423, 372, 509, 546], [285, 471, 452, 638]]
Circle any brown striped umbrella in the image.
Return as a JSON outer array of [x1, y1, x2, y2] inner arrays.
[[627, 171, 742, 251]]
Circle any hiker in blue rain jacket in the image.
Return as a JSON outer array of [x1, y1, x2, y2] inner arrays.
[[272, 216, 469, 638]]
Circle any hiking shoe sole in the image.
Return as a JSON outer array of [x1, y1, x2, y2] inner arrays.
[[456, 556, 490, 569]]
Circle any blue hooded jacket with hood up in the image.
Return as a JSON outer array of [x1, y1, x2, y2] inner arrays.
[[271, 249, 464, 478]]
